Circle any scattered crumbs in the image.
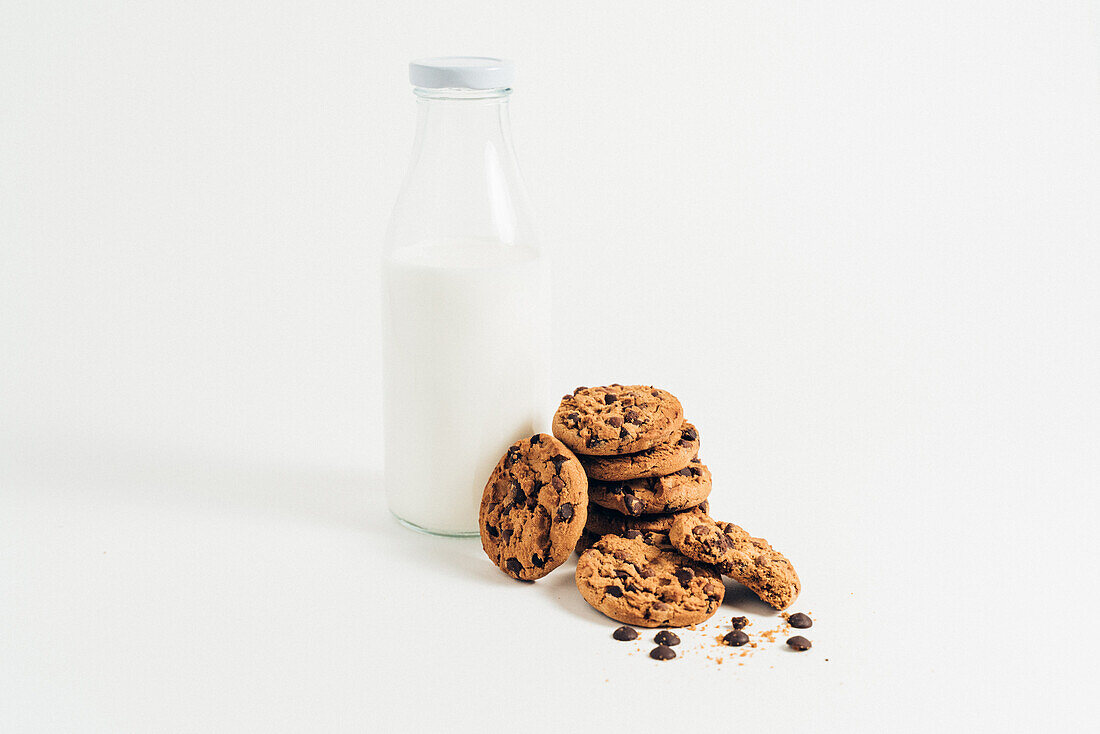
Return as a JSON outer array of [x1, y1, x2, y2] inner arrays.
[[717, 658, 723, 664]]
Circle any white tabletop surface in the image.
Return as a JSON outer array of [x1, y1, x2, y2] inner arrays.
[[2, 1, 1097, 730], [2, 422, 1094, 732]]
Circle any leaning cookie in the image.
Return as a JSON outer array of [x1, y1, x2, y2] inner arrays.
[[588, 458, 712, 516], [575, 534, 725, 627], [585, 500, 709, 537], [669, 514, 800, 610], [553, 385, 683, 456], [579, 422, 699, 481], [480, 434, 588, 581]]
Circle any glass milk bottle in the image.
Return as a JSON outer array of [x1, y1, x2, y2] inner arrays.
[[382, 57, 549, 536]]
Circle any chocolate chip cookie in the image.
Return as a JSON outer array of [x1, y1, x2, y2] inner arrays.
[[669, 514, 800, 610], [578, 422, 699, 481], [588, 458, 712, 516], [585, 499, 709, 537], [553, 385, 683, 456], [575, 534, 725, 627], [480, 434, 588, 581]]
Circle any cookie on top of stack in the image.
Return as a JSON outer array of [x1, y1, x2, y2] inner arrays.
[[551, 385, 712, 555]]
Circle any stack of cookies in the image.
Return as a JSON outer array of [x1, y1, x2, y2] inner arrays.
[[478, 383, 800, 630], [550, 385, 712, 553]]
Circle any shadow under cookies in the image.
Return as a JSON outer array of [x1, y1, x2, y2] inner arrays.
[[721, 579, 781, 617]]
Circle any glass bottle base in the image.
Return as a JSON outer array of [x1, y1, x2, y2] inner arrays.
[[391, 511, 479, 538]]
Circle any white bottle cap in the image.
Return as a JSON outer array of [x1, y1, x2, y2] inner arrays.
[[408, 57, 515, 90]]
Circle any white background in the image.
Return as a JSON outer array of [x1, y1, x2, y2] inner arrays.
[[2, 1, 1098, 731]]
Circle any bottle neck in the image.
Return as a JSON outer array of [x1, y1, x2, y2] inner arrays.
[[410, 88, 513, 158], [388, 86, 536, 252]]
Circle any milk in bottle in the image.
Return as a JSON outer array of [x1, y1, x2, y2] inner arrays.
[[382, 58, 549, 535]]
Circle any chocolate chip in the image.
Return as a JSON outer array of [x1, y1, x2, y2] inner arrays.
[[550, 475, 565, 490], [531, 553, 545, 568], [612, 626, 638, 641], [788, 613, 813, 629], [505, 558, 523, 575], [573, 386, 587, 394], [504, 446, 520, 467], [512, 480, 526, 505], [651, 601, 670, 611], [607, 415, 622, 428], [624, 529, 643, 540], [654, 630, 680, 646], [649, 645, 676, 661], [549, 454, 569, 473], [704, 582, 723, 599], [500, 527, 513, 541], [787, 635, 812, 651], [530, 434, 541, 445], [680, 427, 697, 442], [555, 503, 574, 522], [603, 393, 617, 404], [676, 467, 693, 477], [606, 585, 623, 598], [614, 569, 631, 578], [691, 525, 709, 538], [731, 616, 749, 629], [624, 410, 641, 424], [723, 630, 749, 646], [623, 495, 645, 516], [586, 436, 602, 448], [639, 567, 656, 579], [651, 390, 660, 396], [619, 427, 629, 439], [674, 568, 694, 585], [486, 524, 499, 538]]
